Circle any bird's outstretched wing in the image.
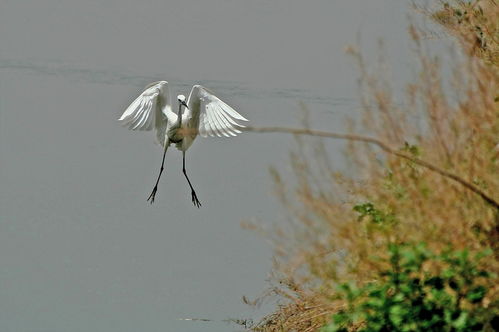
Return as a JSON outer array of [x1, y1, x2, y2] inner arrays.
[[186, 85, 248, 138], [118, 81, 173, 144]]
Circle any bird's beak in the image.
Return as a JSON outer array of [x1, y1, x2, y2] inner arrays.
[[181, 101, 189, 109]]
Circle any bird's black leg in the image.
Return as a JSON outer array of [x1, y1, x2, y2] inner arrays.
[[182, 151, 201, 208], [147, 143, 168, 204]]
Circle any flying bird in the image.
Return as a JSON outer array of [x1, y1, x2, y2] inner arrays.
[[118, 81, 248, 207]]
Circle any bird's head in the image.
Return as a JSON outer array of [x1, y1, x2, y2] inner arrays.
[[177, 94, 188, 108]]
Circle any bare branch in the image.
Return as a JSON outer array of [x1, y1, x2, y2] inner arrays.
[[244, 126, 499, 210]]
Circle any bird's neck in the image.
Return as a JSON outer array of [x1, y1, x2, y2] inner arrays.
[[176, 104, 183, 126]]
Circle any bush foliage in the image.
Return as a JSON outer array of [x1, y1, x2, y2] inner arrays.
[[322, 206, 495, 331]]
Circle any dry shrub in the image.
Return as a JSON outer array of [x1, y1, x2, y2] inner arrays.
[[252, 2, 498, 331], [430, 0, 499, 68]]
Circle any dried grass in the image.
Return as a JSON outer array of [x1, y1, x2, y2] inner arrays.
[[250, 2, 499, 331]]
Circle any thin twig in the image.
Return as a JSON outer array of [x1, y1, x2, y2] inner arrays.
[[243, 126, 499, 210], [178, 318, 213, 322]]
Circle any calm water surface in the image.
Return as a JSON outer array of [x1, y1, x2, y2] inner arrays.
[[0, 1, 425, 331]]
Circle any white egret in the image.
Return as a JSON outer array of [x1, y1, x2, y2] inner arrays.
[[118, 81, 248, 207]]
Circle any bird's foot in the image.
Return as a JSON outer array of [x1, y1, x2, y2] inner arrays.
[[191, 191, 202, 208], [147, 186, 158, 204]]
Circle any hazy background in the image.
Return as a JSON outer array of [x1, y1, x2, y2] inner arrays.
[[1, 1, 431, 331]]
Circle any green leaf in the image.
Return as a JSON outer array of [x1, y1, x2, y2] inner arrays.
[[453, 312, 469, 330], [474, 248, 492, 260], [466, 285, 487, 303], [389, 305, 406, 326]]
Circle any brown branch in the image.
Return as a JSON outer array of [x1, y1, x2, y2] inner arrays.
[[243, 126, 499, 210]]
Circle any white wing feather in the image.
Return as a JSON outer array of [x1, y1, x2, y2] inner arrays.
[[118, 81, 173, 144], [187, 85, 248, 138]]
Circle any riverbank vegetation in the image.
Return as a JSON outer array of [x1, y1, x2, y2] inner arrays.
[[249, 1, 498, 331]]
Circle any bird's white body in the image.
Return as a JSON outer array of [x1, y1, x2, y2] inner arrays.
[[118, 81, 248, 206], [119, 81, 248, 151]]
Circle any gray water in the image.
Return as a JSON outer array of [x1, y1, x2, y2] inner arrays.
[[1, 1, 424, 331]]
